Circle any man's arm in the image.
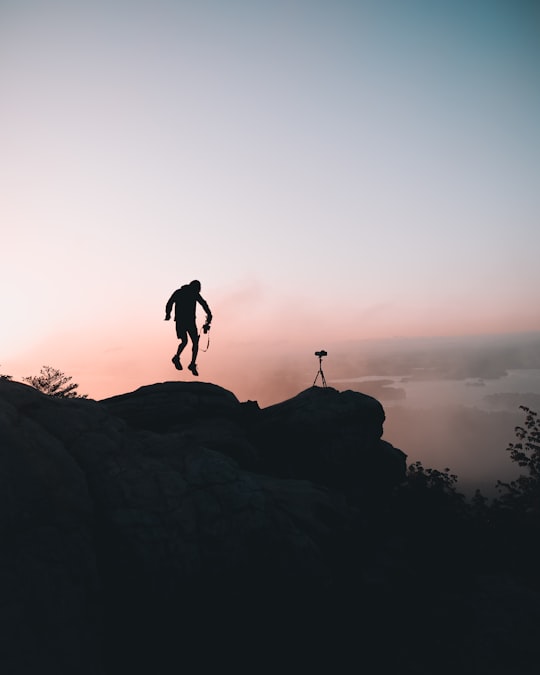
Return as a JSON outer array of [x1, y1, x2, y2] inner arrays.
[[165, 290, 177, 320], [197, 295, 212, 322]]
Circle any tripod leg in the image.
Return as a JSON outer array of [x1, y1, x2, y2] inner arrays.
[[314, 369, 327, 387], [313, 357, 327, 387]]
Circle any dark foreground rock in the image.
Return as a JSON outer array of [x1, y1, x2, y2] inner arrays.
[[1, 379, 540, 675], [102, 382, 407, 496], [1, 380, 399, 674]]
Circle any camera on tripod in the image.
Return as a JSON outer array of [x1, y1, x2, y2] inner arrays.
[[313, 349, 328, 387]]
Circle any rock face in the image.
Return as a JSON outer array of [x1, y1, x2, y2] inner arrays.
[[0, 379, 405, 674], [3, 379, 540, 675], [253, 386, 406, 494], [0, 381, 103, 675], [103, 382, 407, 495]]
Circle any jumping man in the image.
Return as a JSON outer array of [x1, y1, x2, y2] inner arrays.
[[165, 279, 212, 376]]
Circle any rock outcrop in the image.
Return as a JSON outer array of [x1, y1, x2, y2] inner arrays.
[[0, 379, 405, 675], [253, 386, 406, 494], [3, 379, 540, 674], [102, 382, 407, 496]]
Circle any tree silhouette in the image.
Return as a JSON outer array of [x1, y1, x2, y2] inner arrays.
[[496, 406, 540, 514], [0, 365, 12, 380], [23, 365, 87, 399]]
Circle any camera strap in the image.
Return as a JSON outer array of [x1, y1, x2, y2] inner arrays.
[[199, 328, 211, 352]]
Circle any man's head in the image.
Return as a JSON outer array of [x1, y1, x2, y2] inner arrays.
[[189, 280, 201, 293]]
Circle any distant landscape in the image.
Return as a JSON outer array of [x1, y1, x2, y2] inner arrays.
[[333, 333, 540, 496], [264, 332, 540, 497]]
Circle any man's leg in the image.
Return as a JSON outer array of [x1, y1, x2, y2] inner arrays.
[[187, 325, 199, 376], [173, 325, 188, 370]]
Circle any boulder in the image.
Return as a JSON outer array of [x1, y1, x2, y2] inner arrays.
[[102, 381, 240, 432], [253, 386, 407, 496], [101, 383, 407, 496], [0, 379, 355, 674], [102, 381, 259, 467], [0, 380, 103, 675]]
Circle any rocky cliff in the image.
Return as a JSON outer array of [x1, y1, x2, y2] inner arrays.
[[3, 379, 538, 675], [0, 379, 406, 674]]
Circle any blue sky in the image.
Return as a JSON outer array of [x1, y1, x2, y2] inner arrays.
[[1, 0, 539, 400]]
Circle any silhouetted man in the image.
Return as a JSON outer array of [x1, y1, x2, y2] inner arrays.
[[165, 280, 212, 376]]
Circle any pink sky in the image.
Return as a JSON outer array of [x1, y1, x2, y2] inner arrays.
[[4, 290, 539, 406]]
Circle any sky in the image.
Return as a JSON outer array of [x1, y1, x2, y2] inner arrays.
[[2, 0, 540, 408]]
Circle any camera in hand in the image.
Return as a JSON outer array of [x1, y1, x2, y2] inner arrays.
[[203, 322, 211, 334]]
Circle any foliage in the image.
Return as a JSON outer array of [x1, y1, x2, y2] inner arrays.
[[0, 366, 12, 380], [495, 406, 540, 514], [23, 365, 87, 399], [404, 460, 465, 508], [392, 461, 467, 531]]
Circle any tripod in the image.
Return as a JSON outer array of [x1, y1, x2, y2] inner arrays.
[[313, 351, 328, 387]]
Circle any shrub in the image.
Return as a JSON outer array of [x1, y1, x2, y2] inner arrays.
[[23, 365, 87, 399]]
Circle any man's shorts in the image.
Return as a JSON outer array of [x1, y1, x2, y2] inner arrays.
[[175, 319, 197, 339]]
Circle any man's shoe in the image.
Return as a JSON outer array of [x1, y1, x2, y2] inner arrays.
[[188, 363, 198, 376], [172, 355, 182, 370]]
